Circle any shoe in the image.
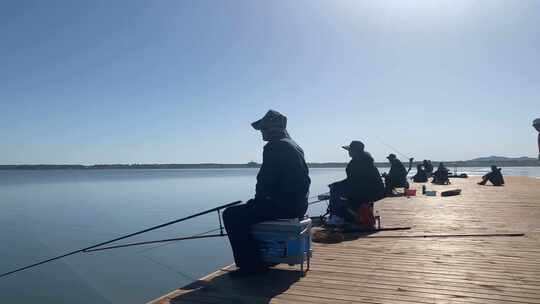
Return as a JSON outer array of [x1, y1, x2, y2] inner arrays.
[[227, 265, 269, 278]]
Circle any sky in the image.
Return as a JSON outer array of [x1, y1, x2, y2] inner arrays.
[[1, 0, 539, 164]]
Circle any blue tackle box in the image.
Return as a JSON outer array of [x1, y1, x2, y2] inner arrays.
[[251, 217, 312, 275]]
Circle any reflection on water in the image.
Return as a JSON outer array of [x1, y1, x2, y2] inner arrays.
[[0, 167, 538, 303]]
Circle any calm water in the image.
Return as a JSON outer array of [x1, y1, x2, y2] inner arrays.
[[0, 167, 538, 304]]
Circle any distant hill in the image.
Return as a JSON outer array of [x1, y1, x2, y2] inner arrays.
[[446, 156, 539, 167], [469, 156, 537, 162]]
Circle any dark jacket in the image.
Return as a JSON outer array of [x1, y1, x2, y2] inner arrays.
[[345, 152, 385, 206], [432, 166, 449, 184], [413, 169, 428, 183], [424, 162, 433, 174], [485, 169, 505, 186], [388, 159, 408, 186], [255, 137, 310, 216]]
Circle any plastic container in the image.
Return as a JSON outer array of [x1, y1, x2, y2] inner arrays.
[[251, 218, 312, 274], [425, 190, 437, 196], [404, 189, 417, 196]]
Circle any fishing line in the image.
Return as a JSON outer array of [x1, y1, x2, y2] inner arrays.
[[141, 252, 199, 283], [366, 136, 413, 160], [137, 228, 223, 254], [381, 142, 412, 160]]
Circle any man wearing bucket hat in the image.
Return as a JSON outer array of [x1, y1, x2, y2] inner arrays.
[[223, 110, 310, 275], [534, 118, 540, 160], [383, 153, 409, 195], [326, 141, 385, 226]]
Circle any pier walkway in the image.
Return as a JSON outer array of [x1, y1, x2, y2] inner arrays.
[[149, 176, 540, 304]]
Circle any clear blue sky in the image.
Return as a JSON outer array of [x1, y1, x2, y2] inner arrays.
[[1, 0, 539, 164]]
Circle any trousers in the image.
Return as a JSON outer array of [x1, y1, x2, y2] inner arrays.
[[329, 180, 349, 218]]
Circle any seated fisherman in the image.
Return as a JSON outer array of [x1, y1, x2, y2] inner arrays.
[[412, 164, 428, 183], [478, 165, 505, 186], [222, 110, 310, 275], [432, 162, 450, 184], [326, 141, 385, 226], [382, 154, 411, 195], [423, 159, 434, 177]]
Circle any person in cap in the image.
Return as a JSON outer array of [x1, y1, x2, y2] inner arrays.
[[432, 162, 450, 185], [534, 118, 540, 160], [422, 159, 434, 177], [478, 165, 505, 186], [412, 164, 429, 183], [326, 141, 385, 226], [382, 154, 410, 195], [223, 110, 310, 275]]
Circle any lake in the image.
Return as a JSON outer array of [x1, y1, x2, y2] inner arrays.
[[0, 167, 539, 304]]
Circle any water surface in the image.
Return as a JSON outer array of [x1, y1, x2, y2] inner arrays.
[[0, 167, 538, 303]]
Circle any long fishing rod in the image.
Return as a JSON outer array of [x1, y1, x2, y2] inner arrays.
[[87, 197, 330, 253], [74, 197, 332, 254], [0, 200, 242, 279], [2, 197, 330, 266], [378, 142, 415, 173], [381, 142, 412, 160], [84, 228, 224, 253]]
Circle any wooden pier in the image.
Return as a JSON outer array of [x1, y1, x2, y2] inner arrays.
[[148, 176, 540, 304]]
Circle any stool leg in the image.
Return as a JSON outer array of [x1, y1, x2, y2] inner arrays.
[[307, 252, 310, 272], [301, 256, 304, 276]]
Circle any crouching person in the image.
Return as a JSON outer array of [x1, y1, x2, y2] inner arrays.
[[327, 141, 385, 228], [478, 165, 505, 186], [223, 110, 311, 275]]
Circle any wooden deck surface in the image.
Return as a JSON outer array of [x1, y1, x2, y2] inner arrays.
[[148, 176, 540, 304]]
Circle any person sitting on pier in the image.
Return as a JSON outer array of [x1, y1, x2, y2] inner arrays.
[[382, 154, 411, 195], [478, 165, 505, 186], [432, 162, 450, 185], [423, 159, 434, 177], [223, 110, 311, 275], [412, 164, 428, 183], [326, 141, 385, 227]]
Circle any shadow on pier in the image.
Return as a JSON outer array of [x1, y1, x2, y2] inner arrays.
[[169, 268, 300, 304]]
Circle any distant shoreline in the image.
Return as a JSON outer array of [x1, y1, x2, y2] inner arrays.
[[1, 160, 538, 170]]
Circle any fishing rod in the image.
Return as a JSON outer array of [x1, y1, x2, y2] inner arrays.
[[69, 196, 331, 254], [0, 200, 242, 279], [85, 197, 330, 253], [381, 142, 412, 160], [383, 143, 415, 173], [2, 196, 330, 273], [84, 228, 225, 253]]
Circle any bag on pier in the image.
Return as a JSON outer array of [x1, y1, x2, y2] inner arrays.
[[348, 203, 376, 229]]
